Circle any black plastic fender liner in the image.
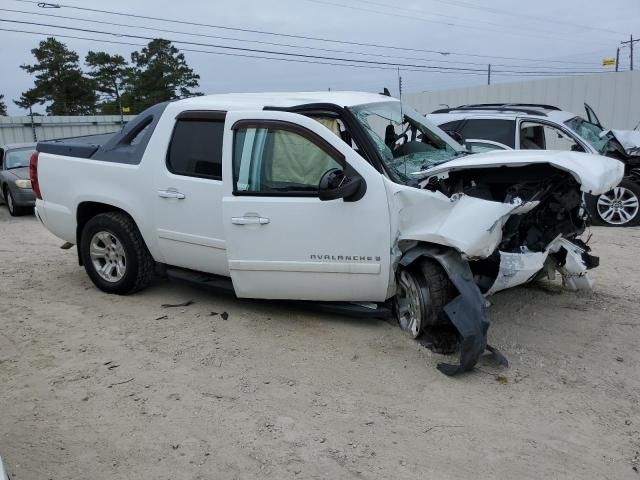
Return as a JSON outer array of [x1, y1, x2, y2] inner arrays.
[[399, 245, 507, 376]]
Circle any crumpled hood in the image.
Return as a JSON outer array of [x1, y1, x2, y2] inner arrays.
[[5, 166, 30, 180], [415, 150, 624, 195], [610, 129, 640, 156]]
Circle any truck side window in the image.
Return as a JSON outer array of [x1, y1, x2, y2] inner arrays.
[[167, 119, 224, 180], [233, 126, 342, 195]]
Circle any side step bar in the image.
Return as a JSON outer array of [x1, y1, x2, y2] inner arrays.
[[165, 267, 235, 293], [164, 267, 391, 319]]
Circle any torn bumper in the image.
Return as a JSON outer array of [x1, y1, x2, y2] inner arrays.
[[487, 237, 596, 295]]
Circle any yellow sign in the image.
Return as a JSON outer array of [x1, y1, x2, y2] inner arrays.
[[602, 58, 616, 66], [122, 106, 131, 113]]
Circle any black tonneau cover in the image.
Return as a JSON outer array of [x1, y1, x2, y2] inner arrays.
[[38, 133, 117, 159], [37, 102, 169, 165]]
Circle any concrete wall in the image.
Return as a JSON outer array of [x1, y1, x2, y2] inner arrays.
[[405, 71, 640, 130], [0, 115, 136, 144]]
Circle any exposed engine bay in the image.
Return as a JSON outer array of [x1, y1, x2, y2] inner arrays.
[[420, 164, 598, 294]]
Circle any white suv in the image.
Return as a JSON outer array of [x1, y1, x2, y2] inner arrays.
[[429, 103, 640, 226]]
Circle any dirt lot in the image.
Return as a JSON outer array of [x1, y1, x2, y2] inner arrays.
[[0, 207, 639, 480]]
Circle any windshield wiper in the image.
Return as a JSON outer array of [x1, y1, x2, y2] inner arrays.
[[7, 165, 28, 170]]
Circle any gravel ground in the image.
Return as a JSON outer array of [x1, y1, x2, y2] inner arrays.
[[0, 207, 639, 480]]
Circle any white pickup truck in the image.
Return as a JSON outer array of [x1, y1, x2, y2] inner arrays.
[[31, 92, 623, 374]]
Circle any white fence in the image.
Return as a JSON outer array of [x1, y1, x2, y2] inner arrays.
[[0, 114, 136, 144], [405, 71, 640, 130]]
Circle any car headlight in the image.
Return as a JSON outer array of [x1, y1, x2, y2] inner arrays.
[[15, 179, 32, 189]]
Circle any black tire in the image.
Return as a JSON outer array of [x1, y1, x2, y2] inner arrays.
[[585, 178, 640, 227], [80, 212, 154, 294], [394, 258, 456, 338], [5, 188, 25, 217]]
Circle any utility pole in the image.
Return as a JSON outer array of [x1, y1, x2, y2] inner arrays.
[[28, 104, 37, 142], [616, 47, 620, 72], [397, 67, 403, 100], [621, 35, 639, 71], [487, 64, 492, 85]]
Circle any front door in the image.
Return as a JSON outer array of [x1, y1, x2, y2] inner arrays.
[[221, 110, 392, 302]]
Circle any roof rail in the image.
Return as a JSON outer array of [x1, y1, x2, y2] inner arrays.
[[430, 105, 549, 116], [460, 102, 561, 111]]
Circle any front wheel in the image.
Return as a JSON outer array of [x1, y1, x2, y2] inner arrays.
[[80, 212, 154, 294], [586, 179, 640, 227], [5, 188, 26, 217], [394, 259, 456, 338]]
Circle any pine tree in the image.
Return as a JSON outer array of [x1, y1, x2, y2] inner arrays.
[[0, 94, 7, 116], [85, 51, 131, 115], [20, 37, 97, 115], [127, 39, 201, 113]]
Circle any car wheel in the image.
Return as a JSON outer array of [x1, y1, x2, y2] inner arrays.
[[394, 259, 456, 338], [587, 179, 640, 227], [5, 188, 24, 217], [80, 212, 154, 294]]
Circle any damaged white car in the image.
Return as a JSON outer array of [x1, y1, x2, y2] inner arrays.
[[31, 92, 623, 374]]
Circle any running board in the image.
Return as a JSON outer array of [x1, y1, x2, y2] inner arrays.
[[165, 267, 235, 293], [165, 267, 392, 318], [294, 301, 393, 318]]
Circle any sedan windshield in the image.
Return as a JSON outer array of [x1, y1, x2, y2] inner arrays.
[[5, 148, 34, 169], [564, 117, 610, 154], [349, 101, 465, 183]]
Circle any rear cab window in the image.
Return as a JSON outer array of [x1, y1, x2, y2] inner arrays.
[[167, 112, 226, 180]]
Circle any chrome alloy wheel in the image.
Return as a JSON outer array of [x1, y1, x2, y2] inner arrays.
[[396, 270, 427, 338], [90, 231, 127, 283], [597, 186, 640, 225]]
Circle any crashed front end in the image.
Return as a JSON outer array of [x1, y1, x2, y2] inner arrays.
[[388, 151, 624, 375]]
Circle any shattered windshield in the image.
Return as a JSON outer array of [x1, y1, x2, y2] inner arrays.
[[349, 101, 465, 183], [565, 116, 610, 154]]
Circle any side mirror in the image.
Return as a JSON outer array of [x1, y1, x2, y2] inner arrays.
[[571, 144, 584, 152], [318, 168, 364, 202]]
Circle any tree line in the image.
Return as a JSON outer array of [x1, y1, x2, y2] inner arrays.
[[0, 37, 202, 117]]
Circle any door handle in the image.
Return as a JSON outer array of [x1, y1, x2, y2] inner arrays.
[[158, 189, 186, 199], [231, 216, 270, 225]]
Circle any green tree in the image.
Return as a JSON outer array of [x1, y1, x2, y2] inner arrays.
[[14, 90, 40, 116], [20, 37, 97, 115], [0, 95, 7, 116], [85, 51, 131, 115], [127, 39, 201, 113]]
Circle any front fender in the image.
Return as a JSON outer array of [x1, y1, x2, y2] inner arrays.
[[400, 244, 505, 376]]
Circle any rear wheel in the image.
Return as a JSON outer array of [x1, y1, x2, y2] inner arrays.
[[394, 259, 456, 338], [586, 179, 640, 227], [80, 212, 154, 294]]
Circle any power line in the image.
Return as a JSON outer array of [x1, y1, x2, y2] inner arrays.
[[0, 26, 601, 80], [9, 0, 597, 65], [0, 7, 602, 73], [400, 0, 627, 36], [0, 18, 605, 76], [303, 0, 586, 41], [0, 26, 483, 76], [0, 18, 499, 73]]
